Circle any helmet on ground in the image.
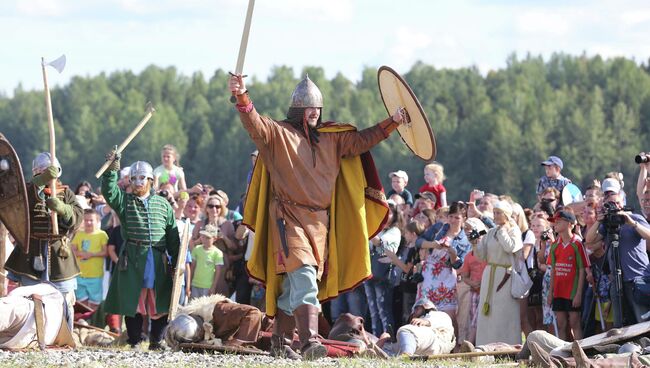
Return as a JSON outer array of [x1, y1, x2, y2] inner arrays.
[[618, 342, 642, 354], [165, 314, 204, 348]]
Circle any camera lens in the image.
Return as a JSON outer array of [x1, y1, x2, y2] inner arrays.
[[635, 155, 649, 164], [159, 190, 168, 198]]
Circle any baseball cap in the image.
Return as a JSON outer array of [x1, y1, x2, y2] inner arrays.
[[541, 156, 564, 170], [601, 178, 621, 194], [199, 224, 220, 238], [550, 210, 576, 224], [415, 191, 436, 202], [389, 170, 409, 182]]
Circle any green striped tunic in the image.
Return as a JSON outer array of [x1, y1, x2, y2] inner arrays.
[[101, 170, 180, 316]]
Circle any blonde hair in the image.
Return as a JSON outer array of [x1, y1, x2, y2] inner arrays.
[[161, 144, 180, 165], [424, 162, 445, 182], [436, 206, 449, 217], [511, 202, 529, 232]]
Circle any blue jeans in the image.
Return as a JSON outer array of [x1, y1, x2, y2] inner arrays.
[[364, 278, 394, 336], [277, 265, 319, 315], [330, 286, 367, 322]]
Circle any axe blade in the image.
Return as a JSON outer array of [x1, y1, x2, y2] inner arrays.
[[145, 101, 155, 114], [44, 54, 66, 74]]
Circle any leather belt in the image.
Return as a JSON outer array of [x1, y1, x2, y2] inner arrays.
[[274, 196, 327, 212]]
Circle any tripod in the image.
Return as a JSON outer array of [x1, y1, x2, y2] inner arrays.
[[605, 228, 625, 328]]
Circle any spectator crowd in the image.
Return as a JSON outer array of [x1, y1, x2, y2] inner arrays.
[[3, 145, 650, 355]]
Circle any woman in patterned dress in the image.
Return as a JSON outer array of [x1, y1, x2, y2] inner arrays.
[[415, 202, 471, 325]]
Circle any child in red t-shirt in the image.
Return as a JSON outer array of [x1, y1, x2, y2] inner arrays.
[[419, 162, 447, 209], [547, 210, 588, 341]]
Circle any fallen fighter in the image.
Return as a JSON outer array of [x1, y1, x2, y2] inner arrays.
[[0, 282, 75, 349], [459, 325, 650, 367], [390, 300, 456, 356], [166, 294, 381, 358], [166, 294, 268, 350]]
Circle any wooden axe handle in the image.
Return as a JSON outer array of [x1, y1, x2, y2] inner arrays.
[[413, 348, 521, 360], [42, 57, 59, 236], [94, 106, 155, 178]]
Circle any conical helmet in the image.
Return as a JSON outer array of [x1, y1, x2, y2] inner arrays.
[[32, 152, 62, 177], [129, 161, 153, 184], [290, 75, 323, 108]]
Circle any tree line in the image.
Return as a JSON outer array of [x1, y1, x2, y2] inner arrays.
[[2, 53, 650, 208]]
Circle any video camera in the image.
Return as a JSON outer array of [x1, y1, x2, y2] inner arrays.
[[602, 201, 632, 230]]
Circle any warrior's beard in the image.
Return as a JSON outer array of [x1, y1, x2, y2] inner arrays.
[[132, 180, 152, 197]]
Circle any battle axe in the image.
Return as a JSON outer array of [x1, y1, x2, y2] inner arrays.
[[95, 102, 156, 178]]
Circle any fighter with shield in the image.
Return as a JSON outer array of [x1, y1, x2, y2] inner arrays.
[[229, 25, 435, 360]]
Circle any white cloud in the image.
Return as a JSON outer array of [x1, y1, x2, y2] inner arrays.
[[386, 27, 433, 71], [515, 9, 571, 37], [15, 0, 66, 17], [261, 0, 354, 22], [619, 9, 650, 27]]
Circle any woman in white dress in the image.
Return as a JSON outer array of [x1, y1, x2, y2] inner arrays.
[[474, 200, 523, 345]]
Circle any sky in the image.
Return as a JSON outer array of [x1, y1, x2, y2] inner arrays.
[[2, 0, 650, 95]]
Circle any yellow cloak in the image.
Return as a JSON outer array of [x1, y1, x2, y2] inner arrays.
[[244, 124, 388, 317]]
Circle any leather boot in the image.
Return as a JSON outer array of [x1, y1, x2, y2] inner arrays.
[[270, 310, 300, 360], [125, 314, 143, 347], [149, 317, 168, 350], [293, 304, 327, 360], [106, 314, 122, 334]]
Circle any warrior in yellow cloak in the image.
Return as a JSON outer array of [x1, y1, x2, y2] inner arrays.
[[229, 74, 406, 360]]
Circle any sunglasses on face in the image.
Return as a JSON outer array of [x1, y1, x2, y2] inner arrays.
[[206, 204, 221, 209]]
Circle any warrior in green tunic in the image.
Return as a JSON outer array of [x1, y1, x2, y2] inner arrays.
[[101, 157, 180, 350]]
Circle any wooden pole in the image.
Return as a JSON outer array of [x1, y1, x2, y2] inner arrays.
[[41, 57, 58, 236], [0, 221, 7, 297], [413, 348, 521, 360]]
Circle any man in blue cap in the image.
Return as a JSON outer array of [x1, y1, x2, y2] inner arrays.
[[536, 155, 572, 200]]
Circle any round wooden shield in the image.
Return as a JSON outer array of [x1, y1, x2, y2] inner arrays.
[[377, 66, 436, 161], [0, 133, 30, 253]]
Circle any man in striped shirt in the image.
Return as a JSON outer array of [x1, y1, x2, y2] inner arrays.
[[101, 158, 180, 350]]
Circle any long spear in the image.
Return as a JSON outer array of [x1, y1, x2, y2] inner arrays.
[[41, 55, 66, 237]]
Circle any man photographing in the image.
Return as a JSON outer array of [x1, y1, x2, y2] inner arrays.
[[585, 181, 650, 327]]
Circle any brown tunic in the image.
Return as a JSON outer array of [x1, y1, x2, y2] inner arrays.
[[239, 107, 389, 279]]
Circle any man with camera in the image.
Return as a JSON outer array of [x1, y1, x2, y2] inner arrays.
[[585, 181, 650, 327]]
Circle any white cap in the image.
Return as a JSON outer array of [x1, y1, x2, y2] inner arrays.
[[389, 170, 408, 182], [602, 178, 621, 194]]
